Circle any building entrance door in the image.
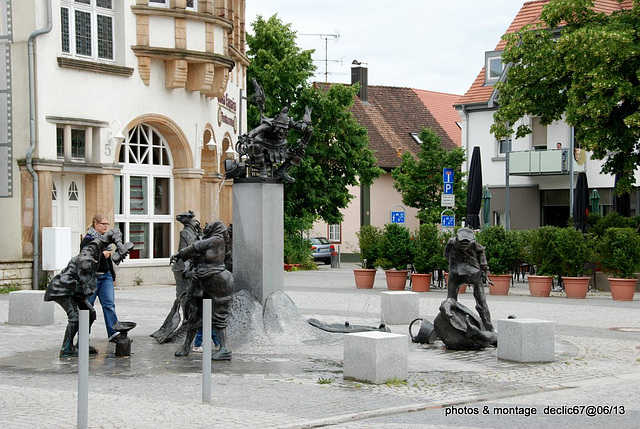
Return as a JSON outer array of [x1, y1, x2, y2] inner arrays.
[[52, 174, 85, 252]]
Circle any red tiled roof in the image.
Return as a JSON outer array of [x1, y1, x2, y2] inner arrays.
[[349, 86, 459, 170], [412, 89, 462, 147], [457, 0, 633, 107]]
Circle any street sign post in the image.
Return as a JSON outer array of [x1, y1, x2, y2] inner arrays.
[[441, 194, 455, 207], [441, 209, 455, 232]]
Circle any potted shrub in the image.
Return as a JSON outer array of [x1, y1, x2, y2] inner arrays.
[[353, 225, 381, 289], [556, 227, 592, 299], [597, 227, 640, 301], [283, 232, 313, 271], [525, 226, 561, 297], [476, 226, 521, 295], [410, 223, 442, 292], [377, 223, 412, 290]]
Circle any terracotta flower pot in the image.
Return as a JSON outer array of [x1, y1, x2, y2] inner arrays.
[[385, 270, 409, 290], [562, 276, 590, 299], [488, 274, 511, 295], [353, 269, 376, 289], [444, 273, 466, 294], [608, 277, 637, 301], [411, 273, 431, 292], [528, 275, 552, 297]]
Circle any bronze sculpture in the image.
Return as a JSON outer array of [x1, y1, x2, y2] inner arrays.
[[225, 79, 313, 183], [170, 220, 233, 360], [44, 229, 133, 357], [433, 227, 497, 349], [151, 210, 202, 343]]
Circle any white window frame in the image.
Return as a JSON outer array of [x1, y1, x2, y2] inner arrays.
[[485, 50, 504, 84], [328, 224, 341, 243], [60, 0, 115, 62], [148, 0, 197, 11], [116, 124, 174, 265]]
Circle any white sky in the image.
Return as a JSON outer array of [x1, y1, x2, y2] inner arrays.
[[245, 0, 526, 95]]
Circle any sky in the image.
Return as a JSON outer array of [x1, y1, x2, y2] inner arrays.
[[245, 0, 527, 96]]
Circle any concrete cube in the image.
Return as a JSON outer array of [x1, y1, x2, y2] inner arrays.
[[381, 291, 419, 325], [8, 290, 55, 326], [343, 331, 408, 384], [497, 318, 554, 362]]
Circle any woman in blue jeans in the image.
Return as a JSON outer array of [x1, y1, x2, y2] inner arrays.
[[81, 214, 120, 342]]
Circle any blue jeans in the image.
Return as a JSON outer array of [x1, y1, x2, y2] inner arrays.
[[194, 329, 220, 347], [88, 272, 118, 338]]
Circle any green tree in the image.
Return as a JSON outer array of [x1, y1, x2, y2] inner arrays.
[[392, 128, 467, 224], [491, 0, 640, 194], [247, 15, 382, 233]]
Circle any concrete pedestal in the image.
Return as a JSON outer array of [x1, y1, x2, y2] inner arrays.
[[232, 180, 284, 305], [381, 291, 419, 325], [497, 318, 555, 362], [343, 331, 408, 384], [9, 290, 55, 326]]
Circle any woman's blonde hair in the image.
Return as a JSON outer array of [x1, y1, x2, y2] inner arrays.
[[91, 213, 108, 228]]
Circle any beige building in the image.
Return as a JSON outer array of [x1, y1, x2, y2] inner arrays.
[[0, 0, 248, 288], [311, 65, 462, 261]]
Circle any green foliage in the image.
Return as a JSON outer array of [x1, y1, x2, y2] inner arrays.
[[597, 227, 640, 278], [317, 377, 333, 385], [491, 0, 640, 194], [476, 226, 522, 275], [283, 232, 312, 265], [587, 212, 639, 237], [555, 227, 592, 277], [0, 283, 21, 294], [435, 230, 455, 271], [377, 223, 412, 271], [356, 225, 382, 269], [525, 226, 562, 276], [247, 15, 382, 234], [411, 223, 443, 274], [39, 271, 51, 290], [392, 128, 467, 224]]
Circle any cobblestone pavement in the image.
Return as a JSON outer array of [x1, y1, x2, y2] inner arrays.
[[0, 264, 638, 428]]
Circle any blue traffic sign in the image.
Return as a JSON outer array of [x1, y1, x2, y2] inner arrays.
[[441, 215, 455, 227], [443, 168, 454, 183], [391, 211, 405, 224], [443, 183, 453, 195]]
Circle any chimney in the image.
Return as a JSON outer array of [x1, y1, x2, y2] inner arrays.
[[351, 60, 368, 103]]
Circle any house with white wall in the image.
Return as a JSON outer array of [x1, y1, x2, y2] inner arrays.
[[310, 65, 461, 261], [455, 0, 637, 230], [0, 0, 247, 288]]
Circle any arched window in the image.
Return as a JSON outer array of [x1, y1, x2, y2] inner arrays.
[[115, 124, 173, 262]]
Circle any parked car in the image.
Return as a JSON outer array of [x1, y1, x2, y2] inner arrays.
[[310, 237, 334, 265]]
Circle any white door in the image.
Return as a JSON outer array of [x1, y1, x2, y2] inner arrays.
[[52, 174, 85, 252]]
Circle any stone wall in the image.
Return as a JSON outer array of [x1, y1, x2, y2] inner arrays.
[[0, 260, 33, 289]]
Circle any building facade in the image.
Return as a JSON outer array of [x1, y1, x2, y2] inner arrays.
[[0, 0, 247, 287], [310, 65, 462, 260], [455, 0, 638, 231]]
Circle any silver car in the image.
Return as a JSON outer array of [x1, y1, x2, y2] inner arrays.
[[310, 237, 334, 265]]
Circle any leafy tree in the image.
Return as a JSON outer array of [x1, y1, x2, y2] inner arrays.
[[392, 128, 467, 224], [246, 15, 382, 233], [491, 0, 640, 194]]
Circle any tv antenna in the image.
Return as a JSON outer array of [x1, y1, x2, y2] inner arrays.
[[299, 31, 341, 82]]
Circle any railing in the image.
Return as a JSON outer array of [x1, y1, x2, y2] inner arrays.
[[508, 149, 586, 176]]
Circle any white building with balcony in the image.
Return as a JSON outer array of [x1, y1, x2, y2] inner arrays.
[[455, 0, 637, 230]]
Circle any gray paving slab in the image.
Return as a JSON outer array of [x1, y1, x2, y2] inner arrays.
[[0, 264, 638, 428]]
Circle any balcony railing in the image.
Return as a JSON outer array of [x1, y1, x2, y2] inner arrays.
[[508, 149, 585, 176]]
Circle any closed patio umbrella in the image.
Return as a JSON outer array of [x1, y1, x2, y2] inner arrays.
[[466, 146, 482, 229], [482, 186, 492, 228], [573, 172, 589, 232], [590, 189, 600, 215]]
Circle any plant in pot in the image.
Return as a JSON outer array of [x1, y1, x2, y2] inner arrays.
[[556, 227, 592, 299], [283, 232, 313, 271], [476, 226, 521, 295], [525, 226, 561, 297], [410, 223, 442, 292], [597, 227, 640, 301], [353, 225, 382, 289], [377, 223, 412, 290]]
